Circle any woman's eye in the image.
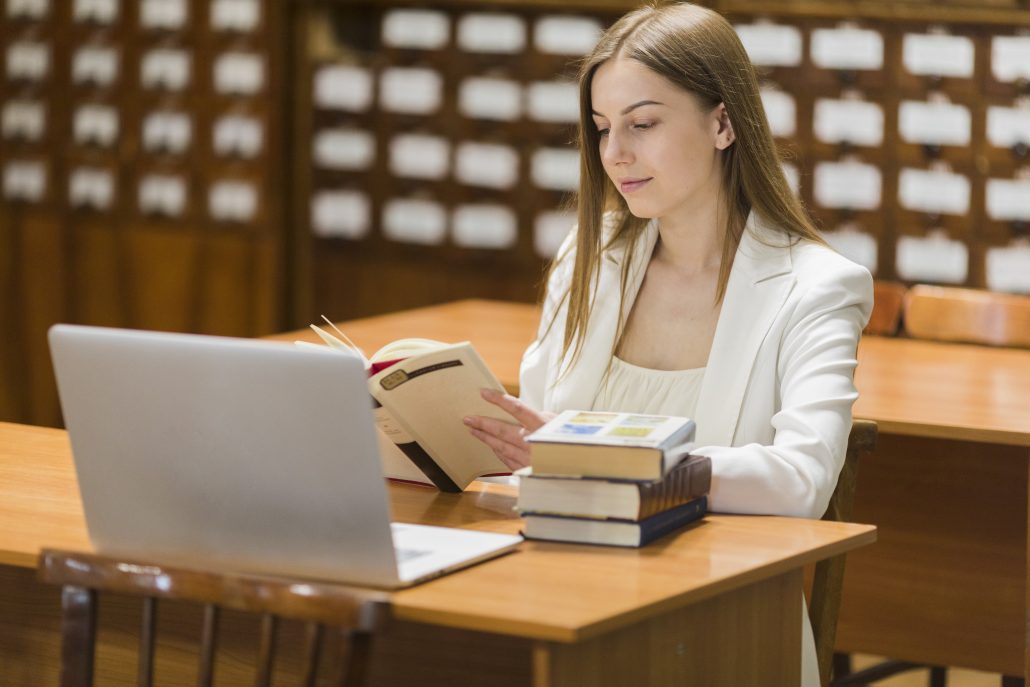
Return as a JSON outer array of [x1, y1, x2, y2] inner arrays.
[[633, 122, 654, 131], [597, 128, 610, 137]]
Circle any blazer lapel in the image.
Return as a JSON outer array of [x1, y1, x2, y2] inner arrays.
[[693, 214, 796, 446]]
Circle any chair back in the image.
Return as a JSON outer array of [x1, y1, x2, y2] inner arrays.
[[865, 281, 906, 336], [903, 284, 1030, 347], [808, 420, 878, 687], [37, 549, 391, 687]]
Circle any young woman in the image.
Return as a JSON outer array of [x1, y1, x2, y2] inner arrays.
[[464, 5, 872, 683]]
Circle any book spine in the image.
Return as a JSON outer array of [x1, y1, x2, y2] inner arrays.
[[372, 400, 461, 493], [638, 496, 707, 546], [636, 455, 712, 519]]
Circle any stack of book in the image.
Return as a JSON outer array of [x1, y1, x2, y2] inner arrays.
[[518, 411, 711, 548]]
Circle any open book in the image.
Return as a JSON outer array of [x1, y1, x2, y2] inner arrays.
[[298, 320, 512, 492]]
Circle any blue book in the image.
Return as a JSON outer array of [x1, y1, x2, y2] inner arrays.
[[522, 496, 707, 548]]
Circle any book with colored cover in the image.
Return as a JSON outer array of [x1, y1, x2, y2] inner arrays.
[[526, 410, 697, 481], [297, 320, 511, 492], [517, 454, 711, 520], [523, 496, 708, 547]]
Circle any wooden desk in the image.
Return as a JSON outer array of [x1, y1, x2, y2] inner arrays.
[[287, 299, 1030, 678], [0, 421, 873, 686]]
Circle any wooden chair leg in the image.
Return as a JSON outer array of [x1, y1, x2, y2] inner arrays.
[[333, 628, 373, 687], [300, 622, 323, 687], [197, 604, 220, 687], [138, 597, 157, 687], [254, 613, 278, 687], [60, 585, 97, 687]]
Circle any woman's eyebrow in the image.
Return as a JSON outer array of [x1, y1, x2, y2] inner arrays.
[[591, 100, 665, 117]]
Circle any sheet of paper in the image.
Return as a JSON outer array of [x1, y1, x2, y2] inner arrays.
[[457, 13, 526, 54], [213, 115, 262, 157], [6, 42, 49, 81], [2, 101, 44, 140], [821, 224, 878, 273], [526, 81, 578, 123], [534, 210, 574, 258], [986, 178, 1030, 220], [214, 53, 264, 94], [74, 0, 117, 23], [389, 134, 449, 180], [313, 65, 373, 112], [312, 128, 375, 170], [902, 33, 975, 77], [986, 105, 1030, 149], [140, 0, 186, 29], [455, 142, 518, 189], [458, 77, 521, 121], [992, 36, 1030, 83], [898, 168, 970, 215], [382, 198, 447, 245], [7, 0, 47, 20], [209, 180, 257, 222], [761, 89, 795, 138], [382, 9, 449, 49], [898, 100, 971, 146], [3, 161, 46, 202], [69, 167, 114, 209], [73, 105, 118, 147], [138, 174, 186, 216], [814, 161, 882, 210], [310, 190, 370, 239], [143, 112, 191, 153], [452, 204, 517, 249], [534, 15, 602, 56], [896, 233, 968, 284], [141, 49, 190, 90], [211, 0, 259, 33], [73, 47, 118, 86], [986, 243, 1030, 293], [814, 98, 883, 146], [379, 67, 442, 114], [531, 148, 579, 191], [811, 26, 884, 70], [734, 22, 803, 67]]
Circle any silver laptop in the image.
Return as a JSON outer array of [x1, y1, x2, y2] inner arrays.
[[48, 324, 522, 588]]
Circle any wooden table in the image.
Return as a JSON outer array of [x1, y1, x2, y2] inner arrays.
[[286, 299, 1030, 678], [0, 421, 873, 686]]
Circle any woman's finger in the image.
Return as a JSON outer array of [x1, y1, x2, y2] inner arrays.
[[479, 388, 549, 431], [465, 414, 527, 446], [467, 427, 529, 470]]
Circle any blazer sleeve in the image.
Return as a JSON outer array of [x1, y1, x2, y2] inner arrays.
[[694, 262, 873, 519]]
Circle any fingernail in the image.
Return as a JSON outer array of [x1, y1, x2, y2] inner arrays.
[[480, 388, 497, 398], [463, 416, 473, 426]]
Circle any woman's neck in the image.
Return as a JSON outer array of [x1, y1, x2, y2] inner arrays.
[[654, 200, 725, 275]]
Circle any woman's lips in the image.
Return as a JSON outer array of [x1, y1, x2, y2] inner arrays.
[[619, 178, 652, 193]]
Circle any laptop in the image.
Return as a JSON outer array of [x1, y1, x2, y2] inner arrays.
[[48, 324, 522, 588]]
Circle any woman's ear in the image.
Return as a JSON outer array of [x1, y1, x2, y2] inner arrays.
[[713, 102, 735, 150]]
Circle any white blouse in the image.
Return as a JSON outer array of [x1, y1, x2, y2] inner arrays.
[[591, 357, 706, 418]]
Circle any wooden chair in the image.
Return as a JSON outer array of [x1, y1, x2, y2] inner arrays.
[[903, 284, 1030, 348], [37, 549, 392, 687], [808, 419, 877, 687], [865, 281, 907, 336]]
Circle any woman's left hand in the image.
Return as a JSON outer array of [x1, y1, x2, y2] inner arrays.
[[464, 388, 555, 471]]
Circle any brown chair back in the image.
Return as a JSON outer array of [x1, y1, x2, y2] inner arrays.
[[808, 420, 878, 687], [38, 549, 391, 687], [903, 284, 1030, 347], [865, 281, 907, 336]]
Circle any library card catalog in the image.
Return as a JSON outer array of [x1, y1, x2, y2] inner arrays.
[[211, 0, 260, 33], [311, 191, 370, 240], [761, 89, 796, 138], [69, 167, 114, 210], [899, 101, 971, 146], [452, 205, 517, 250], [2, 101, 45, 141], [454, 142, 519, 189], [213, 116, 263, 158], [382, 9, 449, 50], [814, 161, 882, 210], [987, 244, 1030, 294], [459, 77, 521, 121], [986, 179, 1030, 221], [140, 0, 186, 29], [141, 49, 190, 91], [389, 134, 450, 180], [312, 129, 375, 171], [457, 13, 526, 54], [811, 26, 883, 70], [896, 233, 968, 284], [903, 33, 975, 78], [73, 47, 119, 86], [73, 105, 119, 147], [7, 0, 47, 19], [314, 66, 373, 112], [531, 148, 580, 192], [534, 16, 602, 56], [987, 106, 1030, 149], [814, 99, 883, 146], [383, 199, 447, 245], [74, 0, 117, 23], [7, 42, 49, 81], [898, 168, 970, 216], [138, 175, 186, 217], [379, 68, 442, 115], [214, 53, 264, 95], [534, 211, 574, 259], [209, 181, 257, 222], [823, 226, 878, 273], [992, 36, 1030, 83], [3, 161, 46, 202], [527, 82, 578, 123], [734, 22, 802, 67]]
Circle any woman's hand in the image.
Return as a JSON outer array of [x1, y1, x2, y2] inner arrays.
[[464, 389, 555, 471]]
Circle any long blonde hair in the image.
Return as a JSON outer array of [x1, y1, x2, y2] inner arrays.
[[555, 2, 823, 369]]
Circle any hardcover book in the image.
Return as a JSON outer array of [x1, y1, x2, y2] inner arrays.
[[523, 496, 708, 547]]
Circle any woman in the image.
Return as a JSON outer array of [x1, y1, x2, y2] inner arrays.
[[464, 4, 872, 683]]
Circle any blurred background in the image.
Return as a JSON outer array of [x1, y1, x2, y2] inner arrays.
[[2, 0, 1029, 428]]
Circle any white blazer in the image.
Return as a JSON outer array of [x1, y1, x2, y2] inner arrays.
[[519, 213, 873, 519]]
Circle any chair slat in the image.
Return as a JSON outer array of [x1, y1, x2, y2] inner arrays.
[[254, 613, 278, 687], [60, 586, 97, 687], [197, 603, 219, 687], [333, 628, 373, 687], [300, 622, 323, 687], [137, 597, 156, 687]]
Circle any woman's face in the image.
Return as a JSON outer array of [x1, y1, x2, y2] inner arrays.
[[590, 57, 733, 225]]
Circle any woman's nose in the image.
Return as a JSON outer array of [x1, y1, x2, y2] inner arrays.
[[602, 131, 631, 166]]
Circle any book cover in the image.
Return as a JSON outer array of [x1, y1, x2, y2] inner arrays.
[[522, 496, 708, 548]]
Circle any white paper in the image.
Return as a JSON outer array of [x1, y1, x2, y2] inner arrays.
[[7, 0, 47, 19], [379, 67, 442, 115], [311, 191, 370, 239], [454, 142, 518, 189], [452, 204, 517, 249], [6, 42, 49, 81], [73, 105, 119, 147], [782, 162, 800, 194], [531, 148, 579, 191], [534, 15, 602, 56], [458, 77, 521, 121], [2, 161, 45, 201], [526, 81, 578, 123], [2, 101, 45, 141], [903, 33, 975, 78], [209, 180, 257, 222], [141, 49, 190, 91], [898, 100, 971, 146], [896, 232, 968, 284], [314, 65, 373, 112], [382, 198, 447, 245], [69, 167, 114, 209], [760, 89, 795, 138], [382, 9, 449, 49], [73, 47, 118, 86], [811, 27, 884, 70], [898, 168, 970, 215], [211, 0, 259, 33], [986, 105, 1030, 149], [813, 160, 881, 210], [986, 243, 1030, 294], [138, 174, 186, 216], [74, 0, 117, 23], [457, 13, 526, 54], [214, 53, 264, 94], [312, 129, 375, 170], [734, 22, 803, 67], [814, 98, 883, 146], [140, 0, 186, 29], [992, 36, 1030, 83], [822, 224, 878, 273], [389, 134, 449, 180], [986, 178, 1030, 220], [534, 210, 574, 258], [213, 115, 262, 158], [142, 112, 191, 153]]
